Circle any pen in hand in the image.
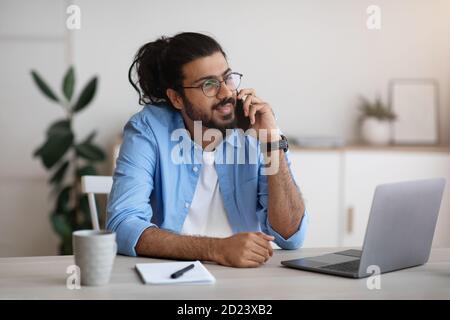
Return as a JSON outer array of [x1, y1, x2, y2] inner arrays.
[[170, 263, 195, 279]]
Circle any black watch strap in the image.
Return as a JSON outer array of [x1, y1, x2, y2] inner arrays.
[[265, 134, 289, 153]]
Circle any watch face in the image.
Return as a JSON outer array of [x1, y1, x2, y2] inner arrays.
[[280, 135, 288, 151]]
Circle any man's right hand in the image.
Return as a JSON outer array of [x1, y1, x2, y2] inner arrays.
[[214, 232, 275, 268]]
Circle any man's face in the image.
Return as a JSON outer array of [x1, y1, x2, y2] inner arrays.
[[179, 51, 237, 134]]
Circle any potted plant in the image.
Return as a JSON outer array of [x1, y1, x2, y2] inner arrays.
[[31, 66, 106, 254], [358, 96, 397, 145]]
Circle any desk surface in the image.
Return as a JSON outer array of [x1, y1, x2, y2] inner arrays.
[[1, 248, 449, 299]]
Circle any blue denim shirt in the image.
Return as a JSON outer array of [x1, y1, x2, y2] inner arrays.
[[106, 104, 309, 256]]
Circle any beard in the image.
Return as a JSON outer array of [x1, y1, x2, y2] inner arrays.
[[182, 94, 238, 136]]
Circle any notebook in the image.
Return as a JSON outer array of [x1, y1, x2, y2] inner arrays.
[[135, 260, 216, 285]]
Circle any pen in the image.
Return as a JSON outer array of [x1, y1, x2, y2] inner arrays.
[[170, 263, 195, 279]]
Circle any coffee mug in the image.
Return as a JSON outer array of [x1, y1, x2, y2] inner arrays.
[[72, 230, 117, 286]]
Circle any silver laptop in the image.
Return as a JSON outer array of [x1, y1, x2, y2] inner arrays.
[[281, 178, 446, 278]]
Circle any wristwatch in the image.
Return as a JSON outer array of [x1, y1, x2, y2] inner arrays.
[[264, 134, 289, 153]]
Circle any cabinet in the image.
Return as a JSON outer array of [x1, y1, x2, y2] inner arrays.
[[288, 151, 342, 247], [342, 150, 450, 248], [289, 146, 450, 248]]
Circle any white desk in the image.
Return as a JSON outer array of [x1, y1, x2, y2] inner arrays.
[[1, 248, 449, 299]]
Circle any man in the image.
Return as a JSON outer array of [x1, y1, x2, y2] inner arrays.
[[107, 32, 308, 268]]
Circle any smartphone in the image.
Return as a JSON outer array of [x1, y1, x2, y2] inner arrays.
[[235, 98, 251, 131]]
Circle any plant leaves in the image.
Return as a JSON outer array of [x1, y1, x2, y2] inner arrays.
[[33, 144, 44, 157], [31, 70, 59, 103], [358, 96, 397, 121], [79, 194, 89, 215], [49, 160, 69, 185], [77, 165, 97, 177], [50, 213, 72, 239], [82, 130, 97, 144], [79, 194, 99, 230], [47, 119, 71, 136], [72, 77, 98, 113], [62, 66, 75, 102], [56, 186, 72, 213], [35, 131, 74, 169], [75, 143, 105, 161], [79, 194, 93, 220], [59, 239, 73, 255], [34, 119, 73, 169]]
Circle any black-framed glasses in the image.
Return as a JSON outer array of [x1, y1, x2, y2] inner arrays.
[[182, 72, 243, 97]]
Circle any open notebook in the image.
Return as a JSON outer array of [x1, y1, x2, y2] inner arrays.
[[135, 260, 216, 285]]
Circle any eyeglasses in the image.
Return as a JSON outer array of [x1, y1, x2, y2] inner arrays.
[[182, 72, 243, 97]]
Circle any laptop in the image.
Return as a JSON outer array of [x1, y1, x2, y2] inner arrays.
[[281, 178, 446, 278]]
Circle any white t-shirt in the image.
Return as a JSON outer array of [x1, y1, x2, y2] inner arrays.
[[181, 150, 234, 238]]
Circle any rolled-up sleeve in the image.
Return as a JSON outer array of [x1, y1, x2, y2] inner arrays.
[[265, 208, 309, 250], [106, 119, 158, 256], [256, 149, 309, 250]]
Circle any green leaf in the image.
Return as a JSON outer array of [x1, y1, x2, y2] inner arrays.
[[34, 119, 73, 169], [51, 213, 72, 239], [62, 66, 75, 102], [79, 194, 90, 217], [77, 165, 97, 177], [47, 119, 71, 136], [56, 186, 72, 213], [79, 194, 91, 215], [35, 131, 74, 169], [59, 239, 73, 255], [82, 130, 97, 144], [49, 160, 69, 185], [72, 77, 98, 113], [31, 70, 59, 103], [33, 144, 44, 157], [79, 194, 98, 229], [75, 143, 105, 161]]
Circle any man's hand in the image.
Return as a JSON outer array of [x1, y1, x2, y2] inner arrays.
[[214, 232, 275, 268], [135, 228, 276, 268], [237, 88, 280, 143]]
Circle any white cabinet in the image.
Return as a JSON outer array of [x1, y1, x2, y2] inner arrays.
[[288, 151, 342, 247], [289, 148, 450, 249], [342, 151, 450, 248]]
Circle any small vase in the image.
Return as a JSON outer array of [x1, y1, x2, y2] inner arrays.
[[361, 118, 392, 145]]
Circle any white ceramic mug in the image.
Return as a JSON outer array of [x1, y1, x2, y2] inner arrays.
[[72, 230, 117, 286]]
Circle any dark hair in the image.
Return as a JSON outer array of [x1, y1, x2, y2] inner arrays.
[[128, 32, 227, 106]]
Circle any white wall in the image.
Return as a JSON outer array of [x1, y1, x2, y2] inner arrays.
[[0, 0, 449, 256], [71, 0, 450, 146], [0, 0, 67, 256]]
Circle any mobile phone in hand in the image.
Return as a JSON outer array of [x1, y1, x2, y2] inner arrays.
[[235, 98, 251, 131]]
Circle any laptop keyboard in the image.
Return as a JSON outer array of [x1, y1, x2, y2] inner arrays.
[[320, 259, 360, 273], [335, 249, 362, 258]]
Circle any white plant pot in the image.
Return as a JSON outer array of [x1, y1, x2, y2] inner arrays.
[[361, 118, 391, 145]]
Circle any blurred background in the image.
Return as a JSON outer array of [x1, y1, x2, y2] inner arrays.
[[0, 0, 449, 257]]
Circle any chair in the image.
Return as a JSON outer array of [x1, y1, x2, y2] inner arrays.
[[80, 175, 113, 230]]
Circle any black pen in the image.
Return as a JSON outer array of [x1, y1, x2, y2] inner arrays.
[[170, 263, 195, 279]]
